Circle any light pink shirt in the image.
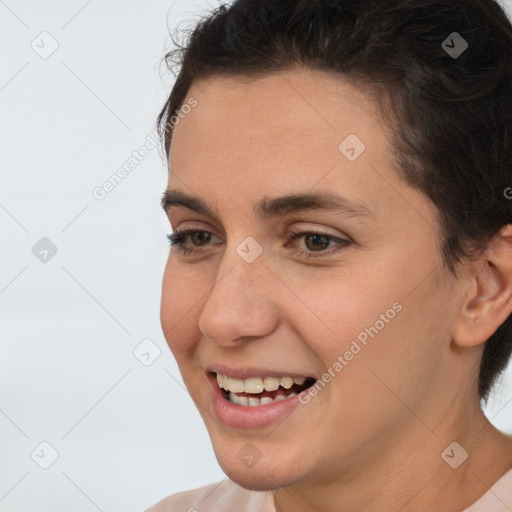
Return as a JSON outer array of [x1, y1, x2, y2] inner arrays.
[[145, 468, 512, 512]]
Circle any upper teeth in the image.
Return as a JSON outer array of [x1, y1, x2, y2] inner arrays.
[[216, 373, 306, 394]]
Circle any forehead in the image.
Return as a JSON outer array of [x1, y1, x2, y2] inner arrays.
[[172, 68, 381, 151], [167, 68, 435, 227], [169, 68, 386, 177]]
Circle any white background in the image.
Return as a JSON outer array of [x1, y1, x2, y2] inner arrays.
[[1, 1, 512, 511]]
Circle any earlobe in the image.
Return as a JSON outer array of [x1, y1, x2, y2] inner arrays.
[[453, 225, 512, 348]]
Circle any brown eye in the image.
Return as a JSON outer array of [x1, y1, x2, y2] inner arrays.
[[166, 229, 221, 254], [167, 228, 351, 257], [304, 233, 331, 251], [190, 231, 211, 246], [287, 230, 352, 257]]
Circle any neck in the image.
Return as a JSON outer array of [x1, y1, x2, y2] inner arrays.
[[272, 408, 512, 512]]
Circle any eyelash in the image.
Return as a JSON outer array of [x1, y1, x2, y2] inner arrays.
[[166, 228, 351, 258]]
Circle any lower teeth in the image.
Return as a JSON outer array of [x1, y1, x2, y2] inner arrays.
[[228, 390, 297, 406]]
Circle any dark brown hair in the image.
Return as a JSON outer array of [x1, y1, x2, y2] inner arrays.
[[157, 0, 512, 403]]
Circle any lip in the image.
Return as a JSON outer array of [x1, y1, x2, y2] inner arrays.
[[207, 371, 312, 429], [207, 363, 315, 380]]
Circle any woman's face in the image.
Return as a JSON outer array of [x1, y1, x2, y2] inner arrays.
[[160, 68, 473, 489]]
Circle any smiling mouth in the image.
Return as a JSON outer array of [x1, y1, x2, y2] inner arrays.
[[214, 372, 316, 407]]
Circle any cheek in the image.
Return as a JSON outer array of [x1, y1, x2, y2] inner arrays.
[[293, 257, 446, 393], [160, 261, 204, 359], [326, 276, 453, 425], [289, 273, 399, 361]]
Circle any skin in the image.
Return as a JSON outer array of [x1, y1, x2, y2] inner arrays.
[[159, 67, 512, 512]]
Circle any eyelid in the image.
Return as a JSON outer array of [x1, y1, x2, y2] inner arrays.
[[170, 221, 350, 241], [287, 222, 353, 242]]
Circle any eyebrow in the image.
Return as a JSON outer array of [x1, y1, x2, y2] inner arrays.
[[161, 189, 374, 220]]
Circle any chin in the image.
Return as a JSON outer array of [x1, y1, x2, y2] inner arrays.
[[221, 463, 302, 492], [211, 438, 309, 491]]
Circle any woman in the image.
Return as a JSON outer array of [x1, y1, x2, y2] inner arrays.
[[147, 0, 512, 510]]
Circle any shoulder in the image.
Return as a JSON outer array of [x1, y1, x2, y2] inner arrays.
[[463, 467, 512, 512], [143, 478, 275, 512]]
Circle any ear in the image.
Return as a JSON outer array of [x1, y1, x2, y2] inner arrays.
[[453, 225, 512, 348]]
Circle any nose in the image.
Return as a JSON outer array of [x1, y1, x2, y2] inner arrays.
[[197, 248, 280, 347]]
